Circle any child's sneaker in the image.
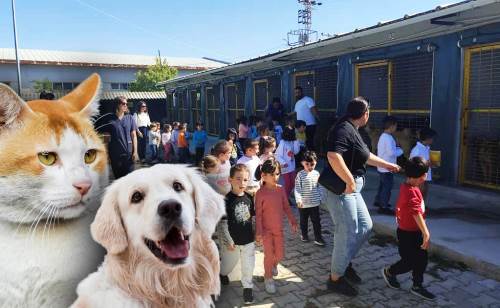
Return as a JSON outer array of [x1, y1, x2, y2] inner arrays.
[[301, 235, 309, 242], [381, 267, 400, 289], [314, 238, 325, 246], [265, 279, 276, 294], [243, 288, 253, 304], [410, 285, 436, 300], [272, 265, 278, 277]]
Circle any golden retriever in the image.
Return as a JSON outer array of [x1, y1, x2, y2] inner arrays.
[[71, 164, 226, 308]]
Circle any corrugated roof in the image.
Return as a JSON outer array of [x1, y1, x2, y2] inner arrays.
[[0, 48, 226, 70], [101, 91, 166, 100]]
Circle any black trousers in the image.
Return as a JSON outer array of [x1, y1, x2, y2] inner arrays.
[[299, 206, 322, 241], [305, 124, 316, 151], [110, 154, 134, 179], [178, 147, 190, 163], [389, 228, 428, 286], [195, 147, 205, 166], [137, 126, 149, 160]]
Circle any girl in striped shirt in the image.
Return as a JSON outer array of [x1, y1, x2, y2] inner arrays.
[[294, 150, 325, 246]]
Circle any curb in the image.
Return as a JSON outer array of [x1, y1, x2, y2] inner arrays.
[[372, 221, 500, 281]]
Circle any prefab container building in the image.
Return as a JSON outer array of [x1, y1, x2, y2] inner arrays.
[[160, 0, 500, 190]]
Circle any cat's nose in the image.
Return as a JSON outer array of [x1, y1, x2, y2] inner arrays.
[[73, 181, 91, 196]]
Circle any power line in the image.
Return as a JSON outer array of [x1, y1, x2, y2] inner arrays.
[[73, 0, 233, 61]]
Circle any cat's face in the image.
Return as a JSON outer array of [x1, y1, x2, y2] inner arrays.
[[0, 74, 109, 225]]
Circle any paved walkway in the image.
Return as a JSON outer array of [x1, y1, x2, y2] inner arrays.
[[216, 206, 500, 308]]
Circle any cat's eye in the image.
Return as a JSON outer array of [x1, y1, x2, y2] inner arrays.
[[84, 149, 97, 164], [131, 191, 144, 203], [38, 152, 57, 166], [173, 181, 184, 192]]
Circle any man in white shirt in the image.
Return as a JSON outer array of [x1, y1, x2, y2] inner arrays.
[[374, 116, 403, 215], [289, 86, 319, 151]]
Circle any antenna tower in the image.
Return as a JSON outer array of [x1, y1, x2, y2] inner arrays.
[[287, 0, 322, 46]]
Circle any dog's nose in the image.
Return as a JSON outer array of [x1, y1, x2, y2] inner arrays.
[[157, 200, 182, 220]]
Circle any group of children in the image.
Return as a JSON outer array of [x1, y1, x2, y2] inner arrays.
[[153, 114, 439, 303], [375, 115, 438, 300], [197, 117, 325, 304]]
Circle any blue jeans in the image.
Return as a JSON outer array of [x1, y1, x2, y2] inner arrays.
[[375, 172, 394, 208], [325, 176, 373, 276], [149, 144, 158, 160]]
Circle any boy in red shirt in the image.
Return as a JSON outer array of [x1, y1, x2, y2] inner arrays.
[[382, 156, 435, 301]]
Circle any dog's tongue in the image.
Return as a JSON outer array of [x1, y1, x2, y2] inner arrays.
[[158, 231, 189, 259]]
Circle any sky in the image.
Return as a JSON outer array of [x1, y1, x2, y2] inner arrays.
[[0, 0, 456, 63]]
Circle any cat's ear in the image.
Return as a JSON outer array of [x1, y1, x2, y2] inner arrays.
[[0, 83, 33, 131], [91, 183, 128, 254], [60, 73, 102, 118]]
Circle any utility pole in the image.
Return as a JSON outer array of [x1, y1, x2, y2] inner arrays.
[[287, 0, 322, 46], [11, 0, 22, 95]]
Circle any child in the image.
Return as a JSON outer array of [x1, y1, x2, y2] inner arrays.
[[276, 127, 300, 199], [382, 156, 435, 300], [238, 116, 249, 146], [294, 151, 325, 246], [148, 123, 161, 162], [177, 123, 190, 163], [375, 116, 403, 215], [226, 128, 243, 166], [256, 122, 270, 143], [259, 136, 276, 163], [219, 164, 256, 304], [170, 122, 180, 162], [248, 116, 259, 140], [255, 158, 298, 294], [192, 122, 207, 166], [207, 140, 232, 195], [410, 127, 437, 202], [295, 120, 307, 149], [295, 120, 307, 169], [237, 139, 261, 196], [161, 123, 173, 162], [272, 120, 283, 145]]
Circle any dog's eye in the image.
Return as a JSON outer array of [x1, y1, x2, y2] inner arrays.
[[131, 191, 144, 203], [173, 181, 184, 192]]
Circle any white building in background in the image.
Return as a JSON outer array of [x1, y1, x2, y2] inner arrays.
[[0, 48, 226, 99]]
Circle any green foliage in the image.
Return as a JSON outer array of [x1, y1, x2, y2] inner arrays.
[[129, 57, 178, 91], [33, 78, 52, 92]]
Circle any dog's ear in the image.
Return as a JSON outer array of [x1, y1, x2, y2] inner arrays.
[[91, 183, 128, 254], [187, 168, 225, 236]]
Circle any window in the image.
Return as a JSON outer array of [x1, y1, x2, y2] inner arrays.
[[461, 44, 500, 190], [191, 89, 201, 125], [206, 86, 220, 136], [253, 80, 268, 120], [176, 90, 189, 124], [355, 53, 433, 156], [110, 83, 129, 90], [166, 93, 175, 124], [226, 81, 245, 129]]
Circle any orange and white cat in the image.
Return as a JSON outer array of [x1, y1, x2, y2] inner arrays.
[[0, 74, 108, 307]]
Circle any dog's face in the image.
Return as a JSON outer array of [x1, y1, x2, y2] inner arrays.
[[91, 164, 225, 267]]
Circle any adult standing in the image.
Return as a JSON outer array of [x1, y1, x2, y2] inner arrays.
[[266, 97, 285, 123], [104, 96, 139, 179], [133, 101, 151, 161], [323, 97, 400, 296], [289, 86, 319, 151]]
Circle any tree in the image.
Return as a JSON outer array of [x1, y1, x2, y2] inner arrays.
[[33, 78, 52, 93], [129, 57, 178, 92]]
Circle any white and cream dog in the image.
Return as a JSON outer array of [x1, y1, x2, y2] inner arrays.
[[72, 164, 225, 308]]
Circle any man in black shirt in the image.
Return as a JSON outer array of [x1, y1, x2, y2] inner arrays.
[[219, 164, 255, 305]]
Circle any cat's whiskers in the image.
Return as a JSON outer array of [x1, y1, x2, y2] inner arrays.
[[29, 203, 52, 241], [14, 203, 44, 235], [42, 205, 55, 243]]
